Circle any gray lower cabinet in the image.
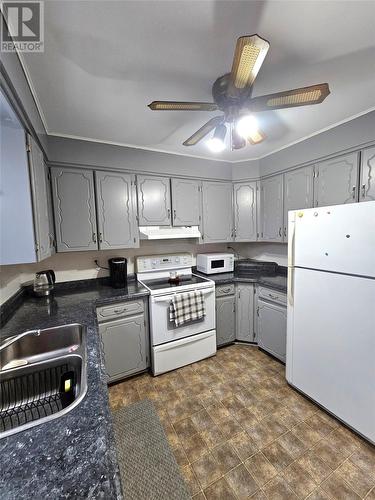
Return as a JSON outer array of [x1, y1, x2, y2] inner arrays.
[[215, 285, 236, 346], [360, 146, 375, 201], [283, 166, 314, 240], [257, 297, 287, 363], [51, 167, 98, 252], [202, 181, 233, 243], [171, 178, 201, 226], [137, 175, 171, 226], [258, 174, 284, 242], [314, 152, 359, 207], [97, 300, 149, 382], [95, 171, 139, 249], [233, 182, 257, 242], [236, 284, 255, 342]]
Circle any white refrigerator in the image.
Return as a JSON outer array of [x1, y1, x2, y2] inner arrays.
[[286, 201, 375, 444]]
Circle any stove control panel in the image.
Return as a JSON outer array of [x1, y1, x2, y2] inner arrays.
[[137, 253, 192, 272]]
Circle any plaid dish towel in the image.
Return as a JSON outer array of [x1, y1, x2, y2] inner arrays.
[[169, 290, 206, 327]]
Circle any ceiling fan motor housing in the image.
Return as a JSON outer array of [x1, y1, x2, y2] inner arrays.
[[212, 73, 252, 115]]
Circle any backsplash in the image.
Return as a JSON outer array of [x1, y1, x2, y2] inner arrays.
[[0, 240, 229, 304], [232, 242, 288, 267]]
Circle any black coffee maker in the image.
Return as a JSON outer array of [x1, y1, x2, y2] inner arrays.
[[108, 258, 127, 288]]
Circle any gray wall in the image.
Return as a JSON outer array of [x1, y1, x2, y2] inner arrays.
[[47, 136, 233, 180], [232, 111, 375, 179], [231, 159, 260, 181], [0, 50, 48, 155]]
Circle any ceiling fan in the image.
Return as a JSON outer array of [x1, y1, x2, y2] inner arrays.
[[148, 34, 330, 152]]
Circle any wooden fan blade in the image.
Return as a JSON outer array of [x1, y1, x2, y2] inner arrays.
[[248, 129, 266, 145], [228, 34, 270, 95], [148, 101, 218, 111], [183, 116, 223, 146], [248, 83, 330, 111]]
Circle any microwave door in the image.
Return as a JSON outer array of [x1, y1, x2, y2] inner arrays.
[[211, 259, 224, 270]]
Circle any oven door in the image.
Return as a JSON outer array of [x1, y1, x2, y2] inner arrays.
[[149, 287, 215, 346]]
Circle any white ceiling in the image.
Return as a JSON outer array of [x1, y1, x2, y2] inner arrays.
[[21, 0, 375, 162]]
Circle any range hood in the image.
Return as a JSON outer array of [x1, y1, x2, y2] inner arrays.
[[139, 226, 201, 240]]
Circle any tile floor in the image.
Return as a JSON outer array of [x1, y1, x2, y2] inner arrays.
[[109, 345, 375, 500]]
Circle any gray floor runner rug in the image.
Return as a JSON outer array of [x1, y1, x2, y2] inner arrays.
[[112, 399, 190, 500]]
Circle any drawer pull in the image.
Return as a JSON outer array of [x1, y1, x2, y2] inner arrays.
[[268, 293, 278, 300], [113, 308, 126, 314], [222, 288, 231, 293]]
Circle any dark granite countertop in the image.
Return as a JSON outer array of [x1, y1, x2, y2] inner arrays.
[[0, 279, 149, 500], [194, 268, 287, 293]]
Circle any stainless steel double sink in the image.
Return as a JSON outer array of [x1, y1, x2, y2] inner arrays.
[[0, 324, 87, 438]]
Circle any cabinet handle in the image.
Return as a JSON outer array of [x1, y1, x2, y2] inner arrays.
[[278, 227, 282, 237], [173, 209, 176, 220], [114, 308, 125, 314], [256, 306, 259, 317], [362, 184, 366, 198], [222, 288, 231, 293], [92, 233, 97, 243], [268, 293, 278, 300], [167, 208, 171, 219], [99, 232, 103, 243], [352, 186, 356, 199]]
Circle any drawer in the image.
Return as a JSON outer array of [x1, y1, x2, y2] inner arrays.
[[258, 287, 286, 306], [216, 284, 235, 297], [97, 300, 144, 322]]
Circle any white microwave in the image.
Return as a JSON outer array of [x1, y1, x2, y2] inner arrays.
[[196, 253, 234, 275]]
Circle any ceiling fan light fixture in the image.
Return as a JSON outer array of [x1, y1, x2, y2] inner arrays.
[[207, 124, 226, 152], [236, 115, 259, 139]]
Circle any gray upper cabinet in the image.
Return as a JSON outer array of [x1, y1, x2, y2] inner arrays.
[[283, 166, 314, 240], [216, 294, 236, 346], [360, 147, 375, 201], [51, 167, 98, 252], [137, 175, 171, 226], [233, 182, 257, 242], [171, 178, 201, 226], [202, 181, 233, 243], [99, 313, 148, 382], [28, 136, 53, 261], [314, 152, 359, 207], [95, 171, 139, 249], [236, 284, 255, 342], [259, 175, 284, 242], [257, 299, 287, 362]]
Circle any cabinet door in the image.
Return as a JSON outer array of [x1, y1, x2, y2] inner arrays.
[[99, 313, 148, 381], [259, 175, 283, 241], [216, 295, 235, 346], [236, 284, 255, 342], [360, 147, 375, 201], [137, 175, 171, 226], [171, 178, 201, 226], [96, 171, 139, 249], [233, 182, 257, 242], [51, 167, 98, 252], [257, 300, 287, 362], [28, 137, 53, 261], [314, 152, 359, 207], [202, 182, 233, 243], [283, 166, 314, 240]]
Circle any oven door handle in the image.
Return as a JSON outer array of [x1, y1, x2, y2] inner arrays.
[[152, 288, 215, 303]]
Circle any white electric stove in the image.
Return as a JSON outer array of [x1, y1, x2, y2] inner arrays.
[[136, 253, 216, 375]]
